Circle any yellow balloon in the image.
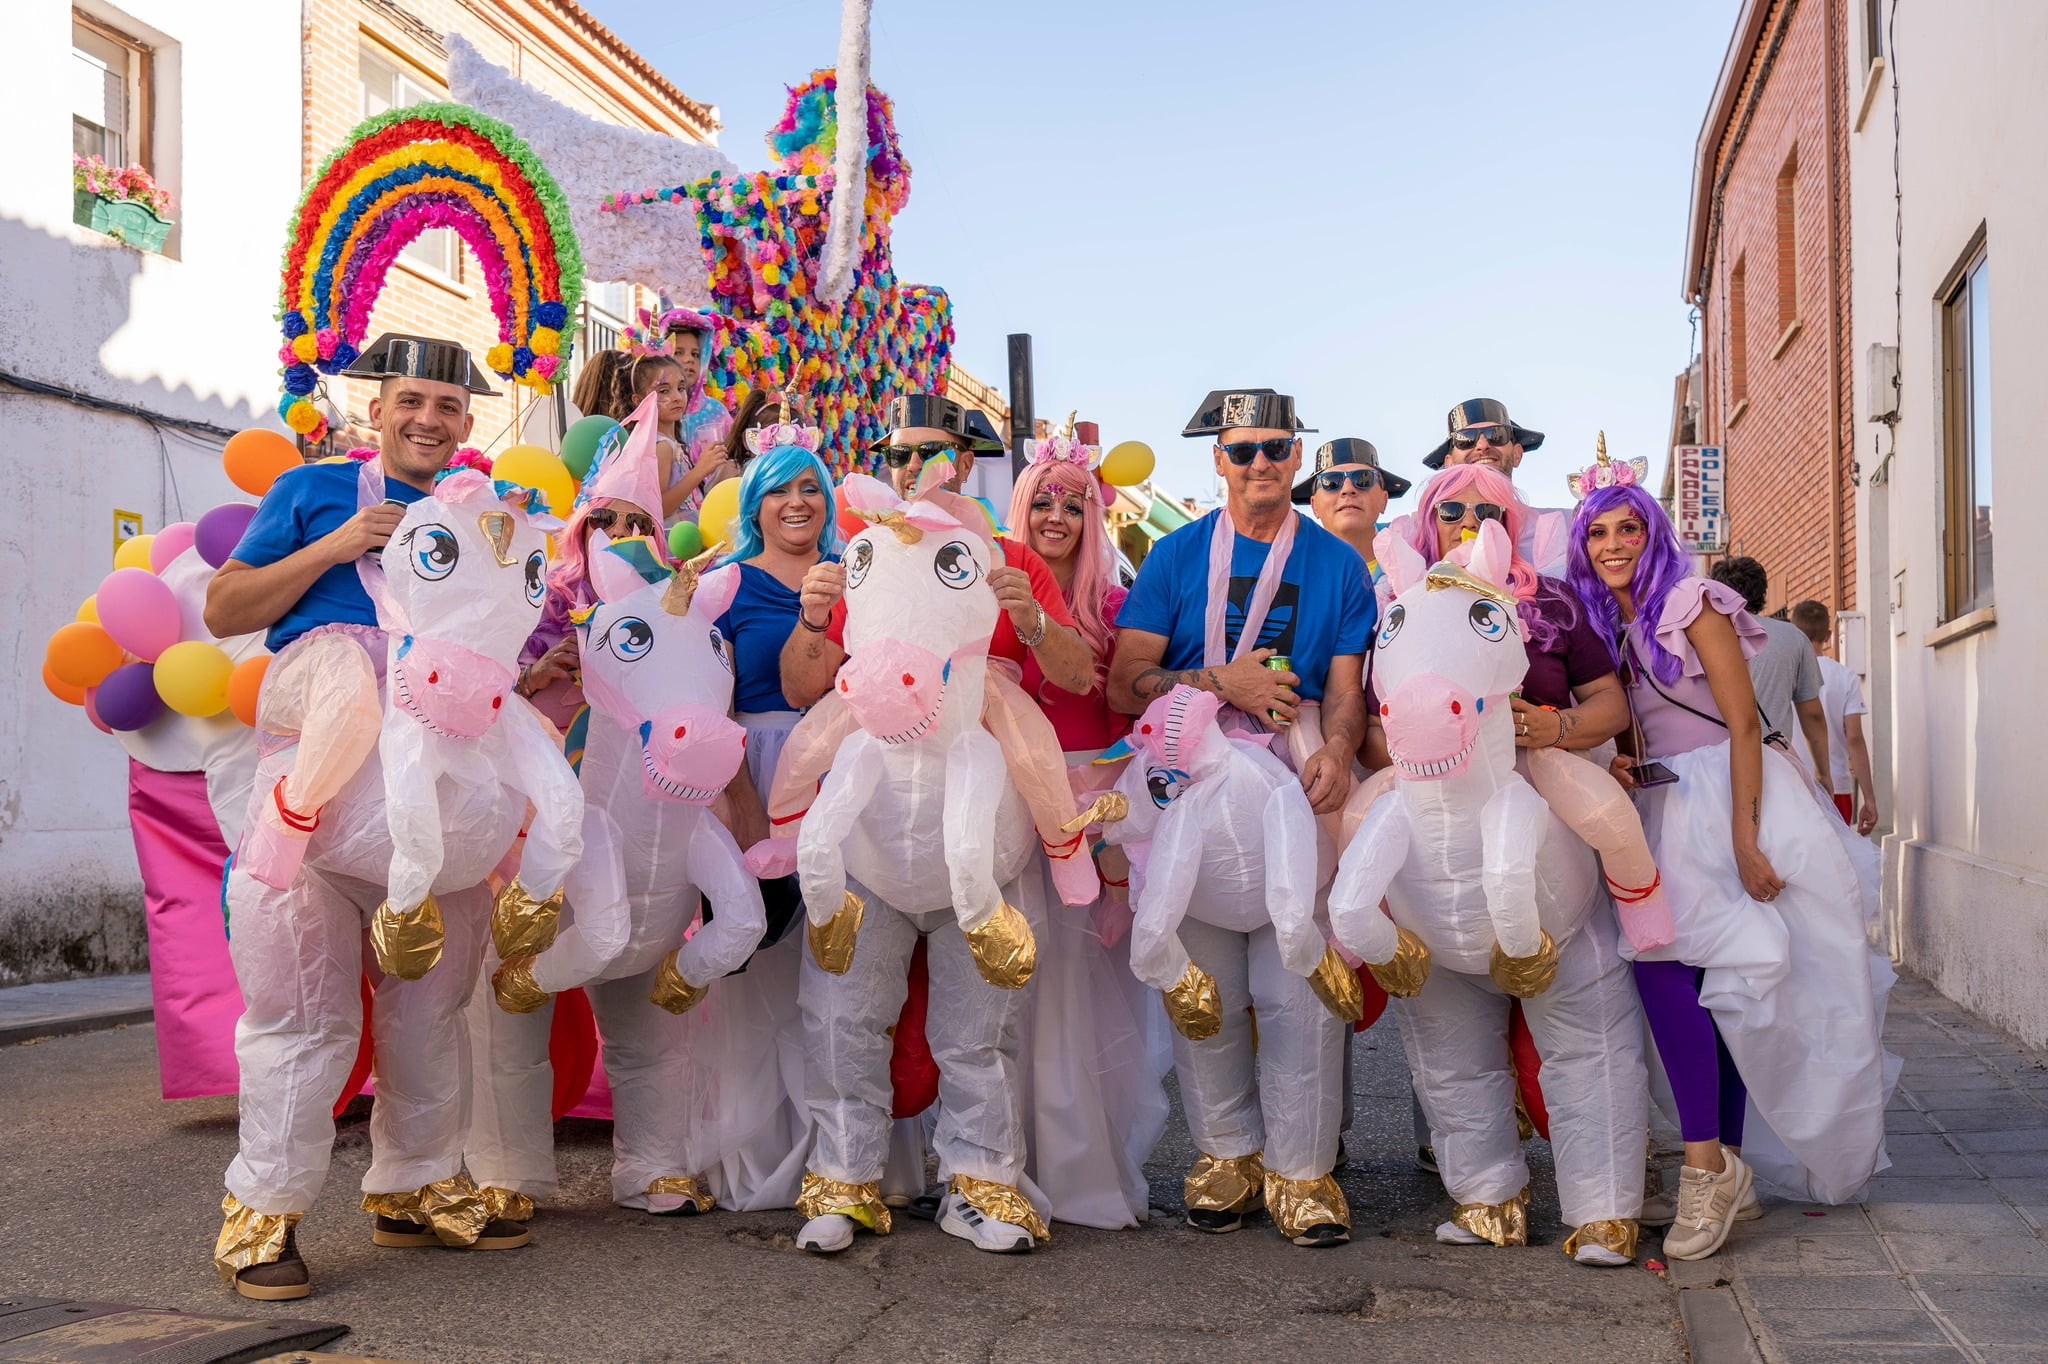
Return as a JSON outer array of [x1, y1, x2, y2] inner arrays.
[[1099, 441, 1156, 487], [152, 640, 235, 718], [491, 444, 577, 518], [77, 595, 99, 623], [113, 534, 156, 572], [697, 477, 742, 549]]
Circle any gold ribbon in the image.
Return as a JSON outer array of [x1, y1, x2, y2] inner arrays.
[[1059, 790, 1130, 833], [212, 1193, 302, 1285], [949, 1174, 1050, 1242], [650, 951, 709, 1014], [646, 1175, 715, 1211], [481, 1187, 535, 1222], [1262, 1172, 1351, 1240], [491, 954, 548, 1014], [1449, 1186, 1531, 1246], [1307, 944, 1366, 1023], [1488, 929, 1560, 998], [1562, 1218, 1640, 1260], [361, 1171, 492, 1246], [964, 902, 1037, 989], [491, 876, 564, 959], [796, 1172, 892, 1234], [371, 892, 445, 981], [1184, 1151, 1266, 1214], [1367, 925, 1433, 997], [1163, 960, 1223, 1040], [808, 889, 864, 975]]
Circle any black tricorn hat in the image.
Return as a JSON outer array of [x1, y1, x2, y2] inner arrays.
[[1181, 388, 1316, 438], [867, 393, 1008, 454], [341, 332, 498, 396], [1422, 397, 1544, 470], [1291, 437, 1413, 504]]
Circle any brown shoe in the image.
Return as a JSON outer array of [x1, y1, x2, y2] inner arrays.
[[233, 1225, 312, 1301], [373, 1213, 530, 1250], [471, 1217, 531, 1250]]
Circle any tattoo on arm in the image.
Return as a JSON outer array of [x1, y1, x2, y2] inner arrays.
[[1751, 797, 1760, 827], [1133, 666, 1221, 701]]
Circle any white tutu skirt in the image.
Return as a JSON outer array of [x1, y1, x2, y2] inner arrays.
[[1634, 741, 1897, 1203]]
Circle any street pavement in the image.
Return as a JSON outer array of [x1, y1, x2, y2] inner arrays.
[[1, 1005, 1687, 1363]]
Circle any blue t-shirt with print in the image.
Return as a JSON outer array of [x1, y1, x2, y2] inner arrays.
[[716, 555, 839, 714], [1118, 509, 1375, 701], [229, 460, 430, 653]]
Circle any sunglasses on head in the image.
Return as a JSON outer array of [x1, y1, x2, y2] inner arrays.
[[1314, 468, 1382, 494], [584, 507, 658, 538], [1218, 437, 1295, 466], [1433, 500, 1506, 525], [881, 439, 960, 469], [1451, 424, 1514, 451]]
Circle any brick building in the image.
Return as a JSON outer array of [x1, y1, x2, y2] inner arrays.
[[1680, 0, 1856, 616]]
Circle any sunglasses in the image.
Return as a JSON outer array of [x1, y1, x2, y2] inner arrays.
[[1218, 437, 1295, 466], [584, 508, 658, 538], [881, 439, 960, 469], [1433, 500, 1507, 525], [1451, 424, 1514, 451], [1314, 469, 1382, 494]]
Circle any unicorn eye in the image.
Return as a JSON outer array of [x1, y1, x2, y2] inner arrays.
[[410, 524, 459, 581], [1468, 600, 1512, 642], [708, 624, 733, 674], [845, 537, 874, 589], [607, 616, 654, 662], [1378, 603, 1405, 646], [523, 550, 547, 606], [1146, 766, 1190, 809], [933, 540, 979, 590]]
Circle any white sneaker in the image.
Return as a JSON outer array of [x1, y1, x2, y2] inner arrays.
[[1434, 1220, 1490, 1246], [1640, 1185, 1676, 1227], [938, 1192, 1035, 1254], [1662, 1151, 1753, 1261], [1574, 1241, 1632, 1267], [1734, 1185, 1763, 1221], [795, 1213, 857, 1254]]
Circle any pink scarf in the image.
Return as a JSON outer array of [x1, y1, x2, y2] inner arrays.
[[1203, 506, 1297, 666]]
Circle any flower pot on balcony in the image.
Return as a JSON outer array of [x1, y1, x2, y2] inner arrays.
[[74, 189, 173, 253]]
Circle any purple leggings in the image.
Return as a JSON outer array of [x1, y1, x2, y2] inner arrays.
[[1632, 959, 1747, 1146]]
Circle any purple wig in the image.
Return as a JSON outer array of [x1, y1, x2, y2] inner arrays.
[[1566, 483, 1694, 685]]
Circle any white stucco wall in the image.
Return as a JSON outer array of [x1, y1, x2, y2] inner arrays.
[[0, 0, 301, 981], [1849, 1, 2048, 1046]]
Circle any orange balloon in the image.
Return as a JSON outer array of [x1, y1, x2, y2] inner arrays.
[[46, 621, 126, 688], [226, 654, 271, 727], [43, 660, 86, 706], [837, 507, 870, 543], [223, 428, 302, 497]]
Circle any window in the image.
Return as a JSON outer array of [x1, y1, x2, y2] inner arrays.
[[1728, 256, 1749, 410], [1775, 151, 1798, 332], [359, 43, 461, 281], [1939, 229, 1993, 619], [72, 17, 149, 168]]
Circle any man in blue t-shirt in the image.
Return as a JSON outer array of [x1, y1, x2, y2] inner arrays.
[[201, 334, 535, 1303], [1107, 387, 1371, 1254]]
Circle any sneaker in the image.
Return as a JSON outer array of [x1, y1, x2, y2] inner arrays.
[[1292, 1221, 1350, 1249], [372, 1214, 529, 1250], [471, 1217, 531, 1249], [1662, 1151, 1753, 1261], [795, 1213, 857, 1254], [1186, 1207, 1244, 1235], [904, 1189, 943, 1222], [1734, 1185, 1764, 1221], [1640, 1185, 1676, 1227], [1573, 1241, 1632, 1268], [1434, 1220, 1489, 1246], [1416, 1144, 1440, 1176], [647, 1192, 708, 1216], [938, 1192, 1035, 1254], [232, 1225, 312, 1301]]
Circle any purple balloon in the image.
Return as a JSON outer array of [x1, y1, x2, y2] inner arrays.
[[195, 502, 258, 569], [96, 661, 165, 731]]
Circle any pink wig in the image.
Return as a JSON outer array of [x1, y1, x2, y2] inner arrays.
[[546, 494, 665, 613], [1007, 459, 1116, 674], [1399, 465, 1567, 651]]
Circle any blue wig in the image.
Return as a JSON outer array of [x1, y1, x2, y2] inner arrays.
[[721, 445, 845, 565]]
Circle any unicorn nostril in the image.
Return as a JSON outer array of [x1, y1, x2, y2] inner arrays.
[[1380, 704, 1390, 716], [1451, 700, 1461, 715], [838, 679, 848, 692], [901, 673, 915, 686], [673, 725, 687, 739], [491, 696, 502, 710], [427, 671, 439, 685]]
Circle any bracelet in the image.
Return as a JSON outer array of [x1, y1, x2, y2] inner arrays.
[[798, 611, 828, 633], [1017, 602, 1049, 649], [514, 665, 533, 698]]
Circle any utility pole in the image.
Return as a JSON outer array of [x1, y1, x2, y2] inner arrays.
[[1006, 333, 1034, 478]]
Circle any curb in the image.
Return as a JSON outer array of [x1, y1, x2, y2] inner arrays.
[[0, 974, 156, 1047], [0, 1005, 155, 1048], [1670, 1256, 1765, 1363]]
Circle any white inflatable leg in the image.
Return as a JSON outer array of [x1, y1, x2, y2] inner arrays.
[[923, 893, 1036, 1187], [1479, 777, 1548, 959], [531, 805, 631, 994], [672, 813, 767, 986], [462, 949, 558, 1198], [380, 713, 449, 915], [1396, 967, 1527, 1208], [1171, 917, 1264, 1161], [491, 698, 586, 899], [588, 967, 692, 1207], [1246, 923, 1344, 1181], [799, 883, 920, 1184], [1327, 791, 1410, 966]]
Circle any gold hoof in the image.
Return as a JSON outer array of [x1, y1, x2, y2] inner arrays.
[[649, 950, 709, 1014], [807, 889, 863, 975], [1059, 790, 1130, 833], [371, 893, 444, 980], [1307, 944, 1366, 1023], [491, 955, 549, 1014], [1367, 925, 1433, 998], [1489, 929, 1560, 998], [964, 902, 1037, 989], [492, 877, 563, 959], [1163, 961, 1222, 1040]]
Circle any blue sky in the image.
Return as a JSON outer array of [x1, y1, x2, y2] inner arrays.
[[591, 0, 1739, 508]]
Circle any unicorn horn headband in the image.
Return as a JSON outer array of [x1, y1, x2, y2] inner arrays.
[[1025, 409, 1101, 473], [1566, 430, 1651, 502]]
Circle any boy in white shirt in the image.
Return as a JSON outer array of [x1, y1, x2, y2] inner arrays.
[[1790, 600, 1879, 835]]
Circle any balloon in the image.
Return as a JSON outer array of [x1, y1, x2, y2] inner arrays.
[[697, 477, 742, 548], [149, 521, 197, 572], [223, 428, 302, 497], [1099, 441, 1156, 487], [77, 595, 98, 623], [83, 686, 113, 735], [153, 640, 235, 717], [113, 533, 155, 571], [42, 660, 86, 706], [97, 661, 166, 731], [521, 395, 586, 454], [195, 502, 259, 568], [46, 621, 125, 688], [837, 507, 870, 543], [668, 520, 705, 561], [492, 444, 577, 518], [97, 567, 182, 661], [227, 654, 271, 727], [560, 415, 620, 482]]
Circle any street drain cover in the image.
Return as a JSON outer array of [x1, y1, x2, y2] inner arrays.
[[0, 1296, 348, 1362]]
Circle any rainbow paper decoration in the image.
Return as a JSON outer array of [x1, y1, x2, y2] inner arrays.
[[275, 102, 584, 443]]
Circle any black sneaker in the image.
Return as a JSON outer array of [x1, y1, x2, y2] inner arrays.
[[904, 1189, 943, 1222], [1416, 1144, 1440, 1175], [1292, 1221, 1351, 1249], [1186, 1207, 1244, 1234]]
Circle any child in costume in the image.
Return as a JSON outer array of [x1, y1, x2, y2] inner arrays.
[[618, 308, 736, 525]]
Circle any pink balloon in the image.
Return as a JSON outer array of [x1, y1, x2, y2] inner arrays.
[[96, 567, 181, 661], [83, 685, 113, 735], [149, 521, 197, 572]]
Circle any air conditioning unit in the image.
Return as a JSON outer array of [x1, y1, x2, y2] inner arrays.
[[1867, 343, 1900, 423]]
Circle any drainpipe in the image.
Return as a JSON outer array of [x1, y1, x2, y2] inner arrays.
[[1822, 0, 1849, 616]]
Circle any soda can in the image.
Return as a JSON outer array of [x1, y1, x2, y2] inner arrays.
[[1264, 654, 1294, 727]]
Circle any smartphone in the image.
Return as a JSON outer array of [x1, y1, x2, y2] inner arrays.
[[371, 498, 409, 559], [1631, 759, 1680, 788]]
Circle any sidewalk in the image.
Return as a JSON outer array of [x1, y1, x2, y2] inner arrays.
[[1673, 972, 2048, 1363], [0, 972, 151, 1045]]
